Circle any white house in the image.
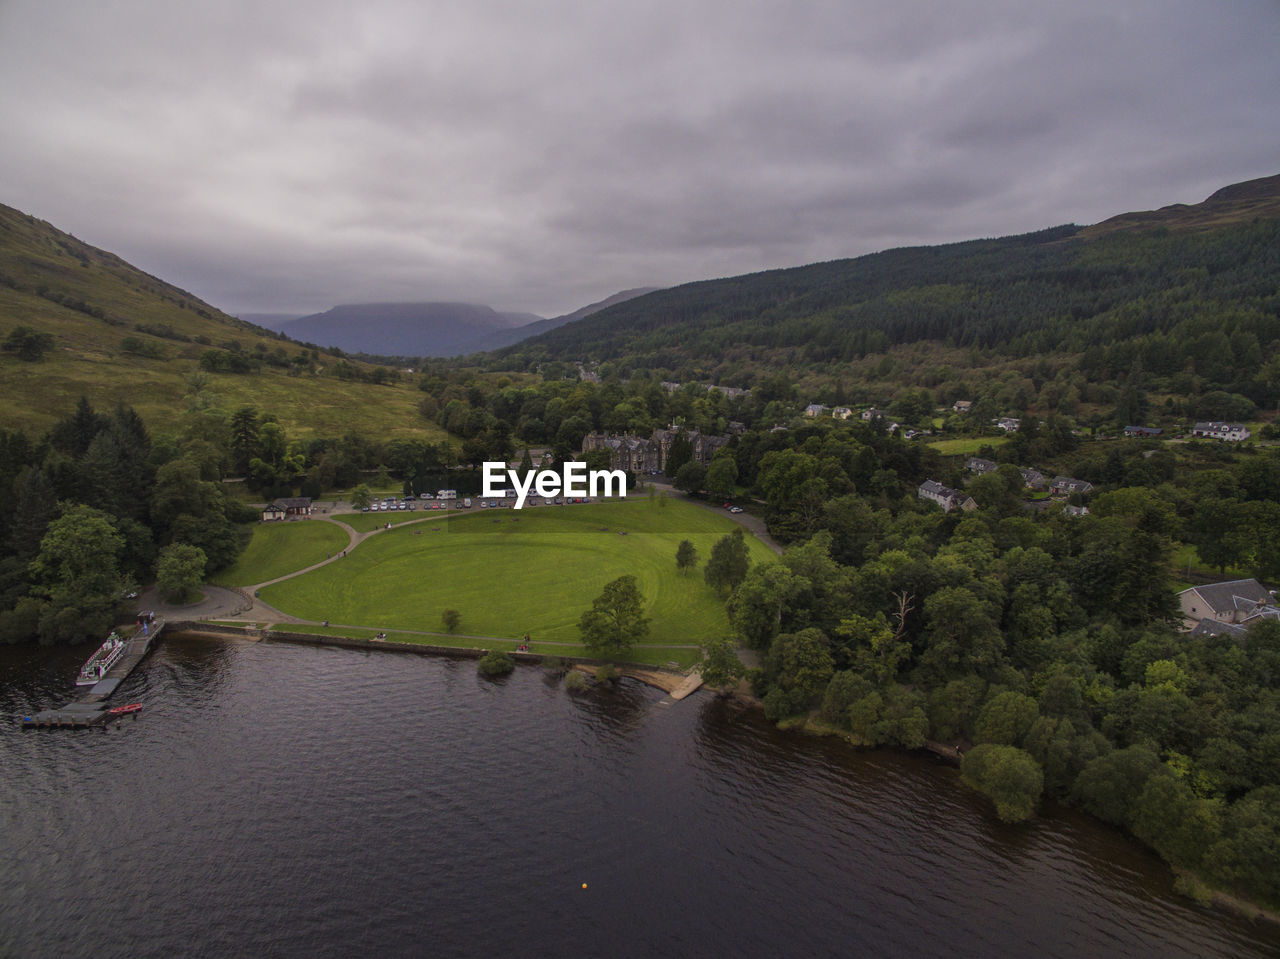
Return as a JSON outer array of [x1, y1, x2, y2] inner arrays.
[[918, 480, 978, 513], [1192, 422, 1251, 442], [1050, 476, 1094, 496]]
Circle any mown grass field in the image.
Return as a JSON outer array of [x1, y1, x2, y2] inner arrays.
[[927, 435, 1010, 456], [210, 520, 350, 586], [256, 498, 773, 655]]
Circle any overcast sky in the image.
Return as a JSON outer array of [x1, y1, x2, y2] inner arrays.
[[1, 1, 1277, 320]]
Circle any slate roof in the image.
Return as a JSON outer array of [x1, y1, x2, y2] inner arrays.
[[1183, 579, 1276, 617]]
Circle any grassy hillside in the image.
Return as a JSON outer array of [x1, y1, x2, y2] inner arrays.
[[0, 203, 449, 441]]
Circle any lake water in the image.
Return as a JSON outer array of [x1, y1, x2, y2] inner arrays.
[[3, 634, 1278, 958]]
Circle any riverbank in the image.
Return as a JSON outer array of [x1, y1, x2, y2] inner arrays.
[[745, 694, 1280, 926], [113, 624, 1280, 928], [171, 623, 698, 698]]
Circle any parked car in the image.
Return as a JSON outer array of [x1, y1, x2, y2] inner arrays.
[[729, 506, 744, 513]]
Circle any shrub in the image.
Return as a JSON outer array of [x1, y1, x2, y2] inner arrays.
[[961, 744, 1044, 823], [594, 663, 620, 684], [565, 670, 589, 693], [762, 687, 795, 722], [477, 650, 514, 677]]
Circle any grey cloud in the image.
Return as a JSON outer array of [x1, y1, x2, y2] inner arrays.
[[0, 0, 1276, 317]]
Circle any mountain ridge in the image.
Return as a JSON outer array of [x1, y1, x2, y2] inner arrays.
[[278, 288, 662, 358], [487, 172, 1280, 374]]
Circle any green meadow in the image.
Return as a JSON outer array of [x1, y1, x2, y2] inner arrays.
[[210, 520, 349, 586], [255, 497, 773, 655], [927, 435, 1010, 456]]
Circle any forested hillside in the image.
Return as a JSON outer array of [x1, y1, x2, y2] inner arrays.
[[490, 175, 1280, 415]]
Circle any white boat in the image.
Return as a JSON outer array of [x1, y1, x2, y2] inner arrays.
[[75, 633, 127, 686]]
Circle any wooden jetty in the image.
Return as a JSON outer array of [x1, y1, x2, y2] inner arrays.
[[19, 618, 162, 728]]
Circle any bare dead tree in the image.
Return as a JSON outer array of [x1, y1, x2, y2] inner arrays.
[[892, 590, 915, 644]]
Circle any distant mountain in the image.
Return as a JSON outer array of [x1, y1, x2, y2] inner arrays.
[[279, 302, 542, 358], [280, 288, 662, 358], [469, 287, 662, 353]]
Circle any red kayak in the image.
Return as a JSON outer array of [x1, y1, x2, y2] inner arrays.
[[108, 703, 143, 715]]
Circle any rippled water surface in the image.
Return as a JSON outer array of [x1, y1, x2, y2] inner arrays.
[[3, 635, 1279, 958]]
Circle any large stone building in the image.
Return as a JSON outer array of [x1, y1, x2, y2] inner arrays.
[[582, 427, 730, 473], [581, 432, 661, 473]]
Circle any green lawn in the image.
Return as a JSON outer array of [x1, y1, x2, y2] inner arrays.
[[210, 520, 350, 586], [927, 436, 1010, 456], [1170, 543, 1249, 590], [258, 498, 772, 653]]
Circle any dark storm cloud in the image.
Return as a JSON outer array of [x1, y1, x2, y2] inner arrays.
[[0, 0, 1276, 318]]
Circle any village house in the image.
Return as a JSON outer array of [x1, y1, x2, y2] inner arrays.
[[1050, 476, 1094, 496], [964, 457, 998, 475], [862, 407, 885, 421], [1178, 578, 1278, 631], [1192, 422, 1251, 442], [996, 417, 1021, 432], [1061, 504, 1090, 518], [832, 406, 853, 420], [952, 400, 972, 413], [1019, 467, 1047, 491], [804, 403, 829, 417], [917, 480, 978, 513], [261, 497, 312, 522]]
